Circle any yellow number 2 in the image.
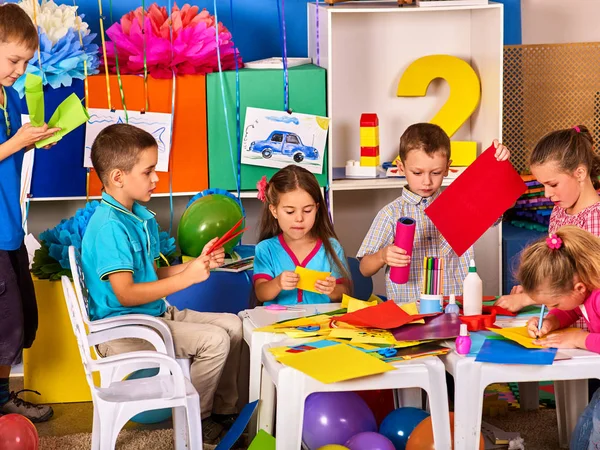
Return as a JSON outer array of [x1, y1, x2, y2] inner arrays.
[[396, 55, 481, 166]]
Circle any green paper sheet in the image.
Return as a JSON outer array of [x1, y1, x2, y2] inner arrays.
[[248, 430, 275, 450], [35, 93, 89, 148], [24, 74, 44, 127]]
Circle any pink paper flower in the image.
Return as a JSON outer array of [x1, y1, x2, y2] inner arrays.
[[257, 176, 268, 203], [103, 3, 242, 78], [546, 234, 562, 250]]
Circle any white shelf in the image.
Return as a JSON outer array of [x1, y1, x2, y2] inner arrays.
[[331, 177, 454, 191], [27, 191, 261, 202], [316, 1, 500, 13]]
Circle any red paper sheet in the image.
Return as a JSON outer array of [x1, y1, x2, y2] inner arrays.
[[425, 144, 527, 256], [336, 300, 424, 329]]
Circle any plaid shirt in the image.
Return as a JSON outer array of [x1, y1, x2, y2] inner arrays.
[[357, 188, 473, 303], [549, 202, 600, 330]]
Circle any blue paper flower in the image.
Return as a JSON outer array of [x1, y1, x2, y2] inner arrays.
[[34, 201, 177, 279], [13, 27, 100, 96]]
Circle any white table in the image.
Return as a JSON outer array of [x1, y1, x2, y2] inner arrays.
[[238, 304, 342, 438], [442, 347, 598, 449]]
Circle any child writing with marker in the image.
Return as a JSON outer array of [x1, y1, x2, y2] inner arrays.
[[497, 125, 600, 317], [519, 226, 600, 351], [253, 165, 351, 305], [358, 123, 510, 302]]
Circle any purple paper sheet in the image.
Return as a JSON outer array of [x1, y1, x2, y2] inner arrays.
[[392, 313, 461, 341]]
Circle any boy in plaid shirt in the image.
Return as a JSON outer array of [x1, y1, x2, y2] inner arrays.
[[358, 123, 509, 303]]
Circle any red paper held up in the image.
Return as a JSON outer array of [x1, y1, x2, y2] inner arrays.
[[425, 144, 527, 256], [336, 300, 423, 329]]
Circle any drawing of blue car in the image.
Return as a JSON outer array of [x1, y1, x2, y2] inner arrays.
[[249, 131, 319, 163]]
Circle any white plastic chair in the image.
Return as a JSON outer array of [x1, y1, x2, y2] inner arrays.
[[68, 245, 193, 448], [259, 343, 452, 450], [61, 276, 203, 450]]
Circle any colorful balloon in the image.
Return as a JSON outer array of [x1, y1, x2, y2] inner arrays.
[[0, 414, 39, 450], [303, 392, 377, 450], [405, 412, 485, 450], [346, 432, 395, 450], [379, 407, 430, 450]]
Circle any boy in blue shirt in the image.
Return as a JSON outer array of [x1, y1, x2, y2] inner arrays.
[[0, 4, 61, 422], [82, 123, 242, 444]]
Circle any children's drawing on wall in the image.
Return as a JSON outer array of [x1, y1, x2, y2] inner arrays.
[[84, 109, 173, 172], [241, 107, 329, 174]]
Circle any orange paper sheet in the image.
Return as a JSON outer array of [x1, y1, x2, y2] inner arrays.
[[277, 344, 395, 383], [425, 144, 527, 256]]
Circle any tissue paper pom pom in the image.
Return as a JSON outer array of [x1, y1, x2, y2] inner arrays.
[[104, 3, 242, 79], [14, 0, 100, 96], [32, 201, 177, 280]]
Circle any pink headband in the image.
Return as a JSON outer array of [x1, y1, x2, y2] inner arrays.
[[573, 126, 581, 133]]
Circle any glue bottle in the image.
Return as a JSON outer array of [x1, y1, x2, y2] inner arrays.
[[462, 259, 483, 316], [445, 294, 460, 315], [455, 323, 472, 355]]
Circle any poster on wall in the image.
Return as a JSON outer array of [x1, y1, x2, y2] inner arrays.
[[84, 109, 173, 172], [241, 107, 329, 174]]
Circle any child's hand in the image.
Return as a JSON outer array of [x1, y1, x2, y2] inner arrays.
[[493, 139, 510, 161], [381, 245, 410, 268], [278, 271, 299, 291], [494, 290, 533, 313], [527, 314, 558, 339], [535, 329, 588, 349], [14, 123, 60, 148], [315, 276, 336, 296], [183, 255, 211, 285], [202, 237, 225, 268]]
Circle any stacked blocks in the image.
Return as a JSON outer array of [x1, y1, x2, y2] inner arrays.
[[359, 113, 380, 167]]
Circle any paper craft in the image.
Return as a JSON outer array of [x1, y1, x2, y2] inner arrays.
[[277, 344, 394, 383], [392, 312, 461, 341], [36, 93, 90, 148], [489, 326, 582, 349], [84, 108, 173, 171], [328, 328, 398, 345], [337, 300, 419, 329], [206, 218, 247, 255], [248, 430, 276, 450], [213, 256, 254, 273], [343, 294, 378, 313], [24, 74, 44, 127], [241, 107, 329, 174], [215, 400, 258, 450], [475, 338, 557, 365], [425, 144, 527, 256], [382, 343, 450, 362], [295, 266, 331, 293]]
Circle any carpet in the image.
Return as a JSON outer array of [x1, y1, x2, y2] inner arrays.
[[40, 429, 218, 450]]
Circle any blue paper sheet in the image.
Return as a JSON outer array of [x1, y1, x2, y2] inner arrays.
[[215, 400, 259, 450], [475, 338, 557, 365]]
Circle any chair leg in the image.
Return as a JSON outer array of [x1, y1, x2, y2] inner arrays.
[[186, 397, 203, 450], [173, 406, 190, 450], [98, 403, 120, 450], [91, 405, 101, 450]]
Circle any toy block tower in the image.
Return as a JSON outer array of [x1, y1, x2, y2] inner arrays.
[[345, 113, 381, 178], [359, 113, 380, 167]]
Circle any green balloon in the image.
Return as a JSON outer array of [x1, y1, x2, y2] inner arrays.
[[178, 194, 244, 257]]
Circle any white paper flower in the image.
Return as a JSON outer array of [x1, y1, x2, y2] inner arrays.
[[18, 0, 90, 44]]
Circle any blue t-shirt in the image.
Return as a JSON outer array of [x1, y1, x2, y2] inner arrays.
[[82, 192, 167, 320], [0, 86, 25, 251], [253, 235, 349, 305]]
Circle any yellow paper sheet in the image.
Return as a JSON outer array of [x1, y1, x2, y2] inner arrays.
[[277, 344, 395, 383], [346, 296, 378, 313], [489, 326, 582, 349], [273, 315, 332, 328], [400, 302, 425, 324], [295, 266, 331, 293], [329, 328, 397, 344], [285, 330, 330, 339]]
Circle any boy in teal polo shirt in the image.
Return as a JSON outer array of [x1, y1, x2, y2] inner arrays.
[[82, 123, 242, 444], [0, 4, 60, 422]]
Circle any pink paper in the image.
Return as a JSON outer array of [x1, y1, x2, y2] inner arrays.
[[390, 217, 416, 284], [425, 144, 527, 256]]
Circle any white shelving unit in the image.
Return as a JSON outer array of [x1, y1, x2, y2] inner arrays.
[[308, 1, 504, 295]]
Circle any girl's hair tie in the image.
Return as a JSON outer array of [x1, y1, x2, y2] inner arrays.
[[573, 126, 581, 133], [546, 233, 563, 250], [257, 176, 268, 203]]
